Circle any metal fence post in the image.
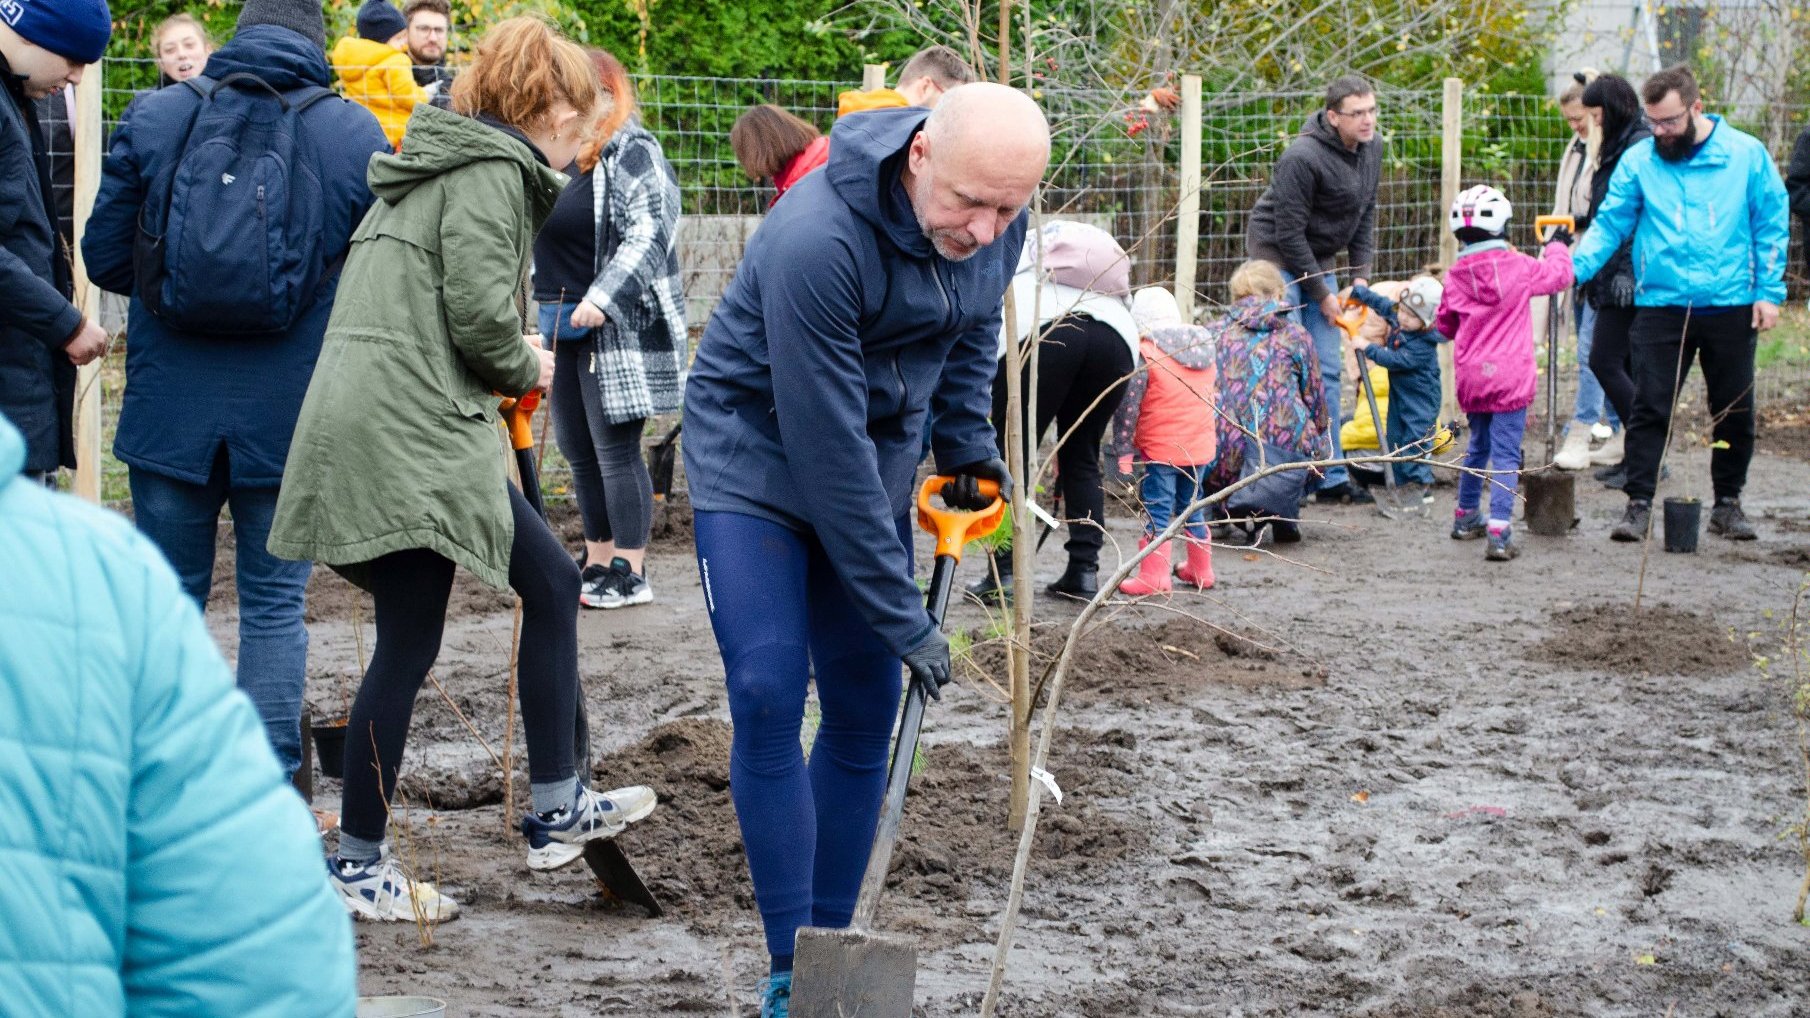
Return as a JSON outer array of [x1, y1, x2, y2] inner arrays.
[[71, 67, 105, 503], [1174, 74, 1203, 320], [1438, 77, 1463, 425]]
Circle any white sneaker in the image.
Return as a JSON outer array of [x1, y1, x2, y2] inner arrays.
[[1589, 430, 1625, 466], [329, 852, 460, 923], [521, 783, 658, 872], [1553, 423, 1592, 470], [1590, 421, 1614, 441]]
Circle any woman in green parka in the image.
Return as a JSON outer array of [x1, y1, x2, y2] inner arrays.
[[270, 17, 657, 923]]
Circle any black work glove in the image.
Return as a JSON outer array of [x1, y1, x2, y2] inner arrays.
[[1546, 226, 1574, 247], [944, 456, 1013, 510], [902, 628, 953, 700]]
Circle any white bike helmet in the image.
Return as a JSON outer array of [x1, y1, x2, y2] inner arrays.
[[1448, 184, 1512, 236]]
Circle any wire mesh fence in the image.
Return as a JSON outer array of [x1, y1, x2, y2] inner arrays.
[[54, 60, 1810, 507]]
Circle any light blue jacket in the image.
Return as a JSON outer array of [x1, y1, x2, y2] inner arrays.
[[0, 413, 355, 1017], [1573, 116, 1790, 309]]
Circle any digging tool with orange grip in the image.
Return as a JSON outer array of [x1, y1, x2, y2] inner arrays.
[[789, 475, 1003, 1018], [1334, 301, 1420, 520], [496, 390, 545, 518], [1524, 214, 1579, 536]]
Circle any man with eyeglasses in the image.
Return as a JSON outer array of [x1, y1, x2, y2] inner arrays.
[[1247, 73, 1384, 505], [1572, 65, 1790, 544], [402, 0, 454, 105]]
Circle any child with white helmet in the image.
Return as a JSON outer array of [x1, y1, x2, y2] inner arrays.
[[1343, 273, 1447, 503], [1435, 185, 1574, 561]]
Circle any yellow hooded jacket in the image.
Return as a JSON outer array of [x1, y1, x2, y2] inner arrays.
[[836, 87, 910, 118], [329, 36, 427, 149]]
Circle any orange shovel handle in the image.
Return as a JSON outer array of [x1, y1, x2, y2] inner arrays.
[[915, 475, 1005, 563], [1333, 299, 1370, 342], [1534, 214, 1575, 243], [494, 390, 541, 452]]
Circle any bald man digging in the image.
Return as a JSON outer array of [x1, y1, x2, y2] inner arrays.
[[682, 82, 1049, 1018]]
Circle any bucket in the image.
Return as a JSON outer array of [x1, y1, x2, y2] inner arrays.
[[1663, 497, 1701, 553], [1522, 466, 1577, 537], [311, 719, 348, 779], [356, 998, 446, 1018]]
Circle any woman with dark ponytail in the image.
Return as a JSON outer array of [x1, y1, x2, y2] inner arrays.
[[1577, 73, 1648, 487]]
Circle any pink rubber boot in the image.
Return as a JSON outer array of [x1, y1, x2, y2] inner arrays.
[[1174, 537, 1216, 590], [1117, 537, 1173, 596]]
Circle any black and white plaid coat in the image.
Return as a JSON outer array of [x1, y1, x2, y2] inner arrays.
[[581, 122, 687, 424]]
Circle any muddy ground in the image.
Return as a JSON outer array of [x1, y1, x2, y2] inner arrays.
[[195, 430, 1810, 1017]]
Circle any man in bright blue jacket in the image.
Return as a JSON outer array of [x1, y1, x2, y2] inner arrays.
[[1572, 65, 1789, 544], [82, 0, 391, 776], [681, 82, 1048, 1016], [0, 411, 356, 1017]]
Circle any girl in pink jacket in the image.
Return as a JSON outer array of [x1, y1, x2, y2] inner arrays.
[[1434, 185, 1574, 562]]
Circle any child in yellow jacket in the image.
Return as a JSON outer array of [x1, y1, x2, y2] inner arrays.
[[330, 0, 426, 149]]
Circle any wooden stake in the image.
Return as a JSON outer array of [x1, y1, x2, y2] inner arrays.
[[1174, 74, 1203, 321], [1437, 77, 1464, 426], [861, 63, 886, 91]]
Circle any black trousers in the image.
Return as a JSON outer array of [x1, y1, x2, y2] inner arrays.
[[339, 484, 582, 842], [991, 316, 1133, 569], [549, 338, 652, 550], [1588, 304, 1638, 429], [1623, 306, 1757, 503]]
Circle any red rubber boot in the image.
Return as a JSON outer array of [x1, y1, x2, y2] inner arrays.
[[1174, 537, 1216, 590], [1117, 537, 1172, 596]]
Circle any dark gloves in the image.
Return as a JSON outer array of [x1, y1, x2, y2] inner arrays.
[[944, 456, 1013, 510], [902, 627, 953, 700], [1546, 226, 1574, 247]]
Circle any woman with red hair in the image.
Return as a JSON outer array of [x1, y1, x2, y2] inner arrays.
[[532, 47, 687, 609]]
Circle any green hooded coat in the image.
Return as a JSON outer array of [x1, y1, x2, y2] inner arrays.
[[269, 104, 566, 590]]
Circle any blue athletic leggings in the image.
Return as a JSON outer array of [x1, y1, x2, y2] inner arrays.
[[1456, 407, 1528, 528], [694, 509, 908, 969]]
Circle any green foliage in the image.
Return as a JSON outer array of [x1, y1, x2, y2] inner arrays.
[[567, 0, 899, 78]]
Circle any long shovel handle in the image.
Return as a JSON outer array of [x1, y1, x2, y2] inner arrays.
[[850, 476, 1003, 926], [1532, 216, 1573, 460]]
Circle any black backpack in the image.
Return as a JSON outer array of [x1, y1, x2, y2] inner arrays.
[[133, 73, 339, 336]]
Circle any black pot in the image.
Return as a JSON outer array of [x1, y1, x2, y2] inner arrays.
[[1663, 497, 1701, 553], [312, 720, 348, 779]]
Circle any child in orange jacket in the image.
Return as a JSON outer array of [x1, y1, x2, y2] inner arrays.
[[1108, 287, 1217, 594]]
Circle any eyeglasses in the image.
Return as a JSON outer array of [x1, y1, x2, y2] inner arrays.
[[1332, 105, 1378, 120], [1644, 109, 1691, 132]]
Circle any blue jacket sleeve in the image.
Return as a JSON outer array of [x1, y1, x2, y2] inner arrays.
[[1749, 145, 1791, 306], [1362, 338, 1412, 371], [83, 96, 147, 295], [764, 232, 934, 657], [1572, 156, 1642, 285], [1348, 284, 1399, 329], [121, 532, 356, 1017]]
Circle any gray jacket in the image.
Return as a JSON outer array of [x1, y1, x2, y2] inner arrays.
[[1245, 110, 1381, 305]]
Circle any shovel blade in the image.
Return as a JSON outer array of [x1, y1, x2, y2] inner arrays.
[[583, 839, 662, 917], [789, 925, 917, 1018]]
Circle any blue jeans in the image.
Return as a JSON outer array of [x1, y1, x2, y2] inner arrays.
[[1281, 269, 1346, 489], [694, 509, 910, 968], [1570, 296, 1619, 430], [1140, 462, 1209, 540], [1456, 407, 1528, 528], [129, 460, 311, 775]]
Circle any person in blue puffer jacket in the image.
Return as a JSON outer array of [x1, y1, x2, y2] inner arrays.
[[1571, 65, 1789, 545], [81, 0, 391, 778], [681, 84, 1049, 1018], [0, 411, 355, 1018]]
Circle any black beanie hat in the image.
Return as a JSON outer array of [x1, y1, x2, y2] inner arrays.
[[356, 0, 408, 42], [237, 0, 328, 51]]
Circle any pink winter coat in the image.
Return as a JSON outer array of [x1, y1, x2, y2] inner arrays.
[[1435, 240, 1574, 413]]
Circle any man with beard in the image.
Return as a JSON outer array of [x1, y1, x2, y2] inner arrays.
[[681, 82, 1046, 1017], [1572, 65, 1789, 544], [402, 0, 454, 106]]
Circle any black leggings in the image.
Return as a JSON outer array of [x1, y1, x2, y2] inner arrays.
[[1588, 305, 1638, 429], [339, 484, 582, 842], [550, 338, 652, 550], [992, 315, 1133, 569]]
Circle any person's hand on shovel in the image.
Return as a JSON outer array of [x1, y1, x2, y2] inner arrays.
[[902, 628, 952, 702], [526, 334, 556, 392], [942, 456, 1012, 510]]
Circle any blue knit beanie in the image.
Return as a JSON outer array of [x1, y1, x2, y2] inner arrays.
[[0, 0, 113, 65], [355, 0, 407, 42]]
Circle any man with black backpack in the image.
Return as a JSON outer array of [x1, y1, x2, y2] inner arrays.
[[83, 0, 390, 780], [1, 0, 112, 487]]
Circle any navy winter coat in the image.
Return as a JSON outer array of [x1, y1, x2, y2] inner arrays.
[[83, 26, 390, 487], [0, 54, 81, 472], [1349, 284, 1442, 440], [682, 107, 1022, 655]]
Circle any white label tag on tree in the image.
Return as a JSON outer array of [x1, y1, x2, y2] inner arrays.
[[1030, 766, 1063, 804], [1028, 500, 1061, 531]]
